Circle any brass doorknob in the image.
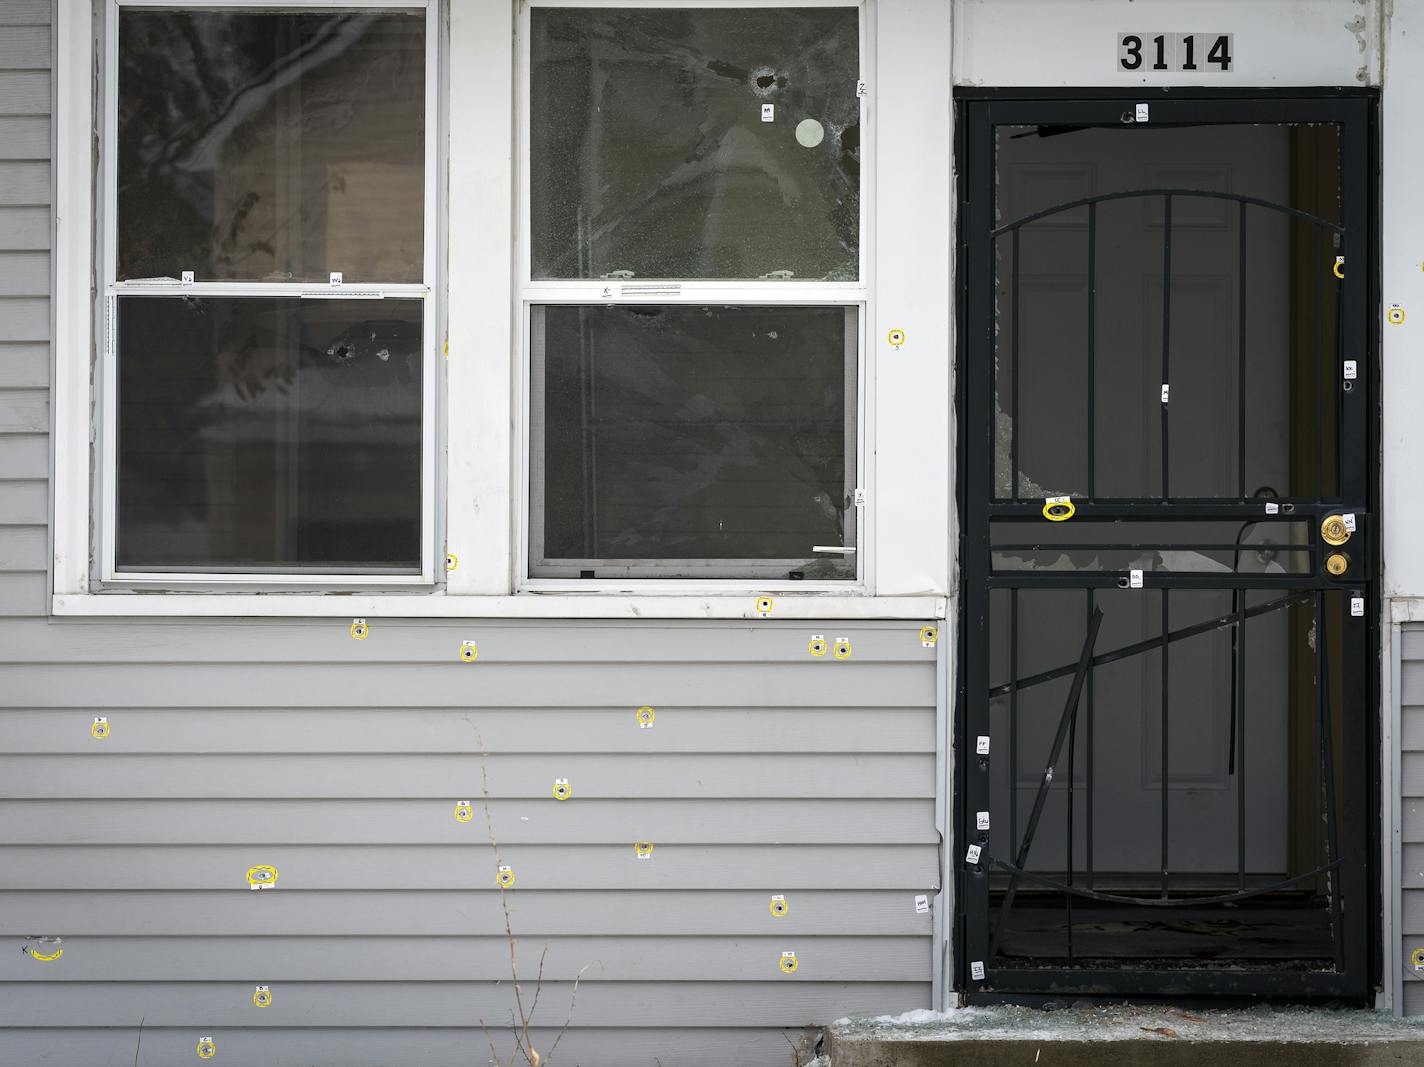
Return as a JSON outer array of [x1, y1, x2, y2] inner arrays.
[[1321, 514, 1352, 546], [1325, 551, 1350, 576]]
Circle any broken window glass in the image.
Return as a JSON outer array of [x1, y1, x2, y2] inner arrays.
[[529, 7, 861, 281], [115, 296, 423, 572], [117, 9, 426, 283], [530, 304, 857, 578]]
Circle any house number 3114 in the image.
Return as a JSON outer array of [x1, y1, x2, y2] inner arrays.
[[1119, 33, 1233, 72]]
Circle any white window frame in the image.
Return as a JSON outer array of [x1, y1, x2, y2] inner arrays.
[[525, 304, 864, 584], [92, 0, 440, 587], [515, 0, 872, 593], [54, 0, 953, 617]]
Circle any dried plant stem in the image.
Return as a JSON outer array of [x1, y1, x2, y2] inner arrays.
[[470, 722, 594, 1067], [475, 729, 536, 1064], [480, 1019, 503, 1067], [544, 963, 593, 1062]]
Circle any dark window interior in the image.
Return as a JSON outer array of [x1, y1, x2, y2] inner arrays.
[[532, 304, 857, 579], [115, 297, 423, 573]]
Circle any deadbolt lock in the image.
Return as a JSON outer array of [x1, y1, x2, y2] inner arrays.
[[1321, 514, 1352, 546], [1325, 552, 1350, 577]]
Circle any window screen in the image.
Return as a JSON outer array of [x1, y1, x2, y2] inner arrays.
[[530, 304, 858, 579], [115, 297, 423, 573]]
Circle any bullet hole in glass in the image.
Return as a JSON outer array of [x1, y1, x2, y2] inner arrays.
[[750, 66, 780, 96]]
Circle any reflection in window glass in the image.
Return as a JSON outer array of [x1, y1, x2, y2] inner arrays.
[[532, 305, 857, 579], [116, 297, 423, 572], [529, 7, 860, 281], [991, 123, 1341, 502], [117, 10, 426, 283], [989, 521, 1312, 574]]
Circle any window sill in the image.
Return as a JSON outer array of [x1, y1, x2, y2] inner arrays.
[[52, 592, 949, 621], [1389, 597, 1424, 623]]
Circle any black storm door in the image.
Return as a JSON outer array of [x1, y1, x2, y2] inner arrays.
[[958, 92, 1377, 1000]]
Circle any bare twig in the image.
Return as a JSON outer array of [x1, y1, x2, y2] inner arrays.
[[526, 942, 551, 1026], [545, 962, 596, 1062], [507, 1008, 532, 1063], [474, 727, 535, 1063], [784, 1029, 819, 1067], [480, 1018, 505, 1067], [469, 721, 594, 1066]]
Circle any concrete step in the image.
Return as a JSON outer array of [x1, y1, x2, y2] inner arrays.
[[827, 1005, 1424, 1066]]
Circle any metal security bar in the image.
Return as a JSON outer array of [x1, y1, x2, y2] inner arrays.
[[993, 189, 1343, 506], [958, 91, 1377, 1002]]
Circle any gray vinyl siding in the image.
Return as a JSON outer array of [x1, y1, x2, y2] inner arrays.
[[1401, 626, 1424, 1015], [0, 622, 940, 1066], [0, 6, 939, 1063], [0, 0, 49, 647]]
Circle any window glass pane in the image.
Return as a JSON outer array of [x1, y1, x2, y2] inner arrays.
[[532, 305, 857, 579], [117, 10, 426, 283], [989, 520, 1313, 574], [116, 296, 423, 573], [529, 7, 860, 281]]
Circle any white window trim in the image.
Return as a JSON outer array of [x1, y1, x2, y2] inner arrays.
[[52, 591, 948, 619], [514, 0, 873, 592], [524, 301, 864, 587], [53, 0, 954, 616], [520, 297, 867, 593]]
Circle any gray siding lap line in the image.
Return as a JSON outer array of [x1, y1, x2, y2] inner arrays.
[[0, 1026, 840, 1067], [1, 981, 933, 1027], [0, 935, 934, 982], [0, 705, 934, 752], [0, 844, 941, 889]]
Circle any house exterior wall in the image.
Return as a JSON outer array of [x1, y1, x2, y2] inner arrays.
[[6, 0, 1424, 1063], [0, 9, 938, 1066], [0, 617, 940, 1064]]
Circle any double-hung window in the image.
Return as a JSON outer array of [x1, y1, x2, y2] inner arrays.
[[101, 1, 437, 584], [60, 0, 951, 609], [522, 2, 867, 584]]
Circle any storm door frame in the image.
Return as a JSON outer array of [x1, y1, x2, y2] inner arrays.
[[953, 88, 1380, 1003]]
